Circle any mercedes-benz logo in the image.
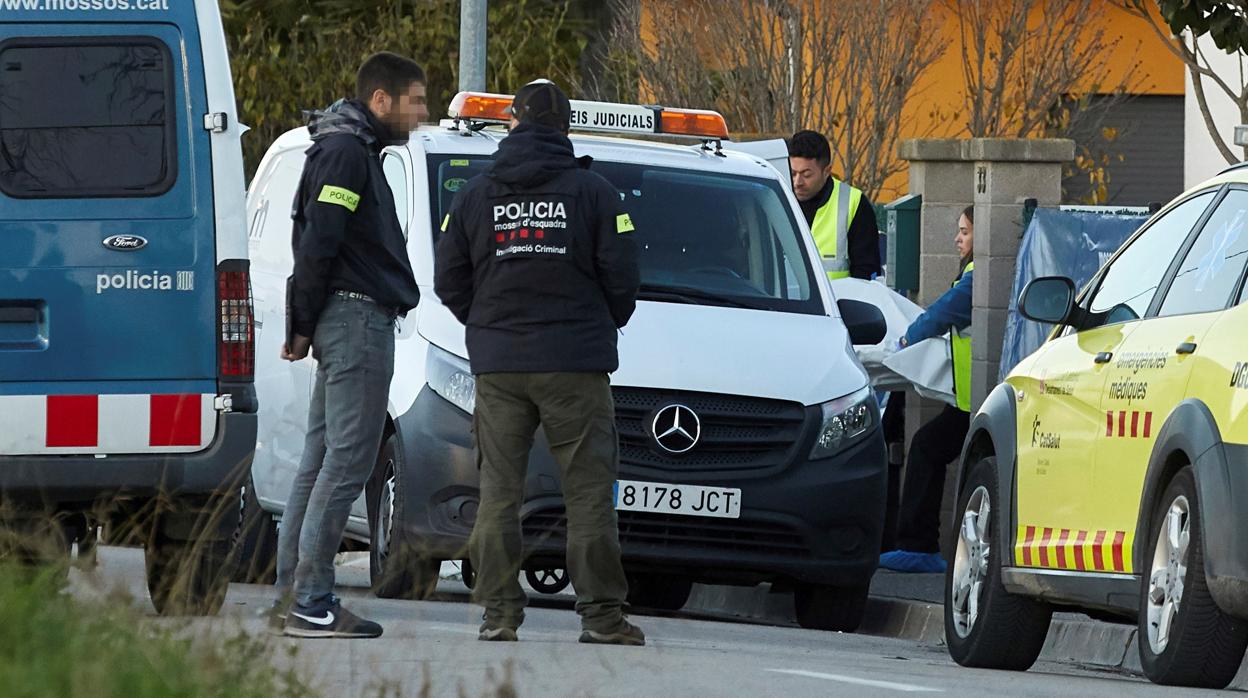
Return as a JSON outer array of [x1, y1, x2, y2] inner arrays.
[[651, 404, 701, 454]]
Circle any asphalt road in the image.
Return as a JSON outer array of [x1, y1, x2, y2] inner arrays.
[[70, 547, 1230, 698]]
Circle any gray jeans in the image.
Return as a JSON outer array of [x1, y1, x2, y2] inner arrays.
[[275, 295, 395, 609]]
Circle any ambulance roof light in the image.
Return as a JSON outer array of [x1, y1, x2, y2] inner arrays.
[[447, 91, 731, 141]]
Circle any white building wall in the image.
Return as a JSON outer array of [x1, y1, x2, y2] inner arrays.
[[1185, 34, 1247, 187]]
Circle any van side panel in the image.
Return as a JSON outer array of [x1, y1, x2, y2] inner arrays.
[[0, 4, 224, 455]]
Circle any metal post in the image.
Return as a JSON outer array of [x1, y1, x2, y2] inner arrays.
[[459, 0, 487, 93]]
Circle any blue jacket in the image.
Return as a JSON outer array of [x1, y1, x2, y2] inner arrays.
[[904, 267, 973, 345]]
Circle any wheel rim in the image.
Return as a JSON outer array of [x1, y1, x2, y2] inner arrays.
[[1147, 494, 1190, 654], [528, 567, 569, 593], [951, 485, 991, 639], [375, 461, 397, 570]]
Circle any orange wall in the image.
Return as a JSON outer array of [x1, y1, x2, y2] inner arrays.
[[639, 1, 1185, 200], [886, 3, 1183, 198]]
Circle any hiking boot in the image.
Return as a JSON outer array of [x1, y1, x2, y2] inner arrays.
[[478, 620, 518, 642], [283, 597, 383, 639], [579, 619, 645, 646], [878, 549, 947, 574]]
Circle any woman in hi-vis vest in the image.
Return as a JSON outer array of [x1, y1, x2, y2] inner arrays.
[[880, 206, 975, 574]]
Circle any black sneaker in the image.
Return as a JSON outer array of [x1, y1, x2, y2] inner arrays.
[[478, 620, 518, 642], [579, 619, 645, 646], [283, 600, 383, 639]]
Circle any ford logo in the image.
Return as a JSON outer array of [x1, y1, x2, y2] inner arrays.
[[102, 235, 148, 251]]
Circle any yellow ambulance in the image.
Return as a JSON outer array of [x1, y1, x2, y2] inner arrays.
[[946, 165, 1248, 689]]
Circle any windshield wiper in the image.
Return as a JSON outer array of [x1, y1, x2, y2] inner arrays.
[[636, 283, 769, 310]]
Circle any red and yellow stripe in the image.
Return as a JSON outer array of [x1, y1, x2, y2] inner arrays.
[[1015, 525, 1132, 573]]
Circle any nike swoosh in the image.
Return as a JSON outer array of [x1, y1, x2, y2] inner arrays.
[[292, 611, 335, 626]]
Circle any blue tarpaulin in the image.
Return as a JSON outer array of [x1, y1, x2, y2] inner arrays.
[[999, 208, 1149, 381]]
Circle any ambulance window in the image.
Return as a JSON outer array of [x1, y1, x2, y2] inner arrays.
[[0, 38, 176, 198], [1087, 192, 1215, 328], [1160, 190, 1248, 317], [382, 154, 409, 239]]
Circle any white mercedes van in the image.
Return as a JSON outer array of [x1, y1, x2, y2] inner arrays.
[[241, 93, 887, 631]]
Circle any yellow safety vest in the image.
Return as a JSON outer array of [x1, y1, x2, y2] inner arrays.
[[951, 260, 974, 413], [809, 179, 863, 281]]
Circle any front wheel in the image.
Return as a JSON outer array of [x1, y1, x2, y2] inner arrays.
[[794, 583, 868, 632], [944, 456, 1052, 670], [230, 472, 278, 584], [627, 574, 691, 611], [368, 435, 439, 600], [1138, 466, 1248, 688], [145, 500, 236, 617]]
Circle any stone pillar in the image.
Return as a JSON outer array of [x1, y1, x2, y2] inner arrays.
[[896, 140, 975, 462], [966, 138, 1073, 411], [899, 138, 1073, 413]]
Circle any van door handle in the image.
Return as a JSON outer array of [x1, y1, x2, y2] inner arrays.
[[1094, 351, 1113, 364], [1176, 342, 1197, 355]]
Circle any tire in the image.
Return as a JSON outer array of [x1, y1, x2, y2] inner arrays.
[[626, 574, 691, 611], [368, 434, 440, 600], [945, 456, 1052, 670], [230, 472, 278, 584], [0, 513, 71, 573], [794, 583, 868, 631], [145, 520, 234, 616], [1138, 466, 1248, 688]]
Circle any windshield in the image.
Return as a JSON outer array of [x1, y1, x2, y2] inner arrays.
[[428, 154, 823, 315]]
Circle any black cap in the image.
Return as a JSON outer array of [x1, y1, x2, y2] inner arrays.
[[509, 79, 571, 131]]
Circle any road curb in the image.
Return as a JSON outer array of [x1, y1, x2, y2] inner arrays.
[[685, 582, 1248, 687]]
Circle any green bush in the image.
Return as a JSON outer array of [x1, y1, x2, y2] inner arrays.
[[0, 565, 310, 698], [221, 0, 588, 176]]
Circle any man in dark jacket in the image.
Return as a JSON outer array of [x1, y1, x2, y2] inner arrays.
[[434, 79, 643, 645], [274, 52, 426, 639]]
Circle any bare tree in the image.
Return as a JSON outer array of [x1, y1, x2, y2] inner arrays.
[[592, 0, 945, 200], [954, 0, 1141, 138], [1125, 0, 1248, 165]]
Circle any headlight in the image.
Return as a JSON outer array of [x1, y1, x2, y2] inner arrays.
[[810, 386, 875, 460], [426, 345, 475, 414]]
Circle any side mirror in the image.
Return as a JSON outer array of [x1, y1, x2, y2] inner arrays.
[[838, 298, 887, 346], [1019, 276, 1076, 325]]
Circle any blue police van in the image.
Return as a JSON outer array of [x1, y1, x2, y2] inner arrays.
[[0, 0, 255, 615]]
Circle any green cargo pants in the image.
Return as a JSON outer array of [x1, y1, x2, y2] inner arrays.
[[469, 372, 629, 633]]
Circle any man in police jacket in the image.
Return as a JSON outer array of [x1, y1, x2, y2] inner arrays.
[[276, 52, 426, 639], [434, 79, 643, 645]]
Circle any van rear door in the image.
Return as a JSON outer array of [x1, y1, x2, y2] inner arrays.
[[0, 19, 218, 453]]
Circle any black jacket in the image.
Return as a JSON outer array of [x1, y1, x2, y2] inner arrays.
[[433, 124, 640, 374], [798, 178, 881, 281], [289, 99, 420, 338]]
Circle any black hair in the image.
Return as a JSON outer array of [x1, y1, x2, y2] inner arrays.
[[961, 205, 974, 224], [787, 130, 831, 166], [355, 52, 426, 103]]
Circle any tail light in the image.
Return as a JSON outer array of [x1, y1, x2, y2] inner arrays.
[[217, 264, 255, 378]]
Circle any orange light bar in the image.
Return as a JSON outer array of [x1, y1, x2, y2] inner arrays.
[[659, 108, 729, 140], [448, 91, 514, 123]]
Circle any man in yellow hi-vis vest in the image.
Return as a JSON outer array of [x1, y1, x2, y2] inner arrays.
[[880, 206, 975, 574], [787, 130, 881, 281]]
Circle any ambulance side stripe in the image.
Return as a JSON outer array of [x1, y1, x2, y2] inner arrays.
[[1056, 528, 1069, 569], [1112, 531, 1126, 573]]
